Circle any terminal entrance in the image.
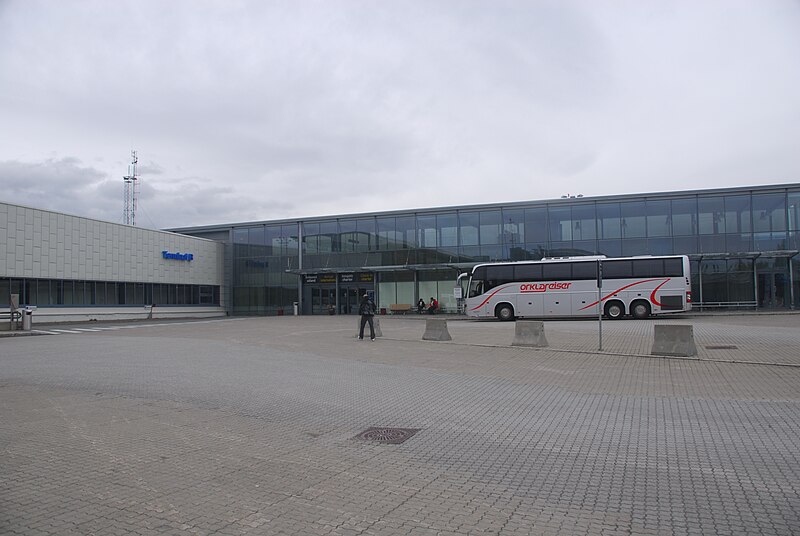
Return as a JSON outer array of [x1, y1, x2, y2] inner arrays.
[[302, 272, 374, 315]]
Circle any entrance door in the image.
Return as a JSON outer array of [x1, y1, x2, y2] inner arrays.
[[758, 272, 787, 308], [339, 287, 370, 314]]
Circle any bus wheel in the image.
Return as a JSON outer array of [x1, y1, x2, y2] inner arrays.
[[631, 301, 651, 320], [604, 301, 624, 320], [496, 304, 515, 321]]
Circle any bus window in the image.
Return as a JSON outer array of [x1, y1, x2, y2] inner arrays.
[[542, 263, 570, 281], [664, 258, 683, 276], [469, 266, 487, 298], [603, 260, 632, 279], [469, 279, 485, 298], [485, 265, 514, 290], [633, 259, 662, 277], [514, 264, 542, 282], [571, 262, 597, 280]]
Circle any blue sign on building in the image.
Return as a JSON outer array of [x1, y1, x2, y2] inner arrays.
[[162, 250, 194, 261]]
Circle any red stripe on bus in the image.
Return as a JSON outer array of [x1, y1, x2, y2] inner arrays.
[[578, 278, 669, 311], [648, 279, 672, 306], [469, 285, 512, 311]]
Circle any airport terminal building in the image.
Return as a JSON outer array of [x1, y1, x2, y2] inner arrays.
[[173, 182, 800, 316], [2, 182, 800, 322]]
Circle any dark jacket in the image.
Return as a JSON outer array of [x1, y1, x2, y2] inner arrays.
[[358, 298, 376, 316]]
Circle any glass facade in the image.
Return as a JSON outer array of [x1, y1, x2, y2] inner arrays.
[[214, 185, 800, 315], [0, 278, 220, 307]]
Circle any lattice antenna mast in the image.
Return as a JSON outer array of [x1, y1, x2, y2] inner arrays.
[[123, 150, 139, 226]]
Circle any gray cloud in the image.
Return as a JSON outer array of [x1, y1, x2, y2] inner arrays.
[[1, 0, 799, 229]]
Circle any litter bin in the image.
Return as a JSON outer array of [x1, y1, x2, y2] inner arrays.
[[22, 308, 33, 331], [293, 302, 299, 316]]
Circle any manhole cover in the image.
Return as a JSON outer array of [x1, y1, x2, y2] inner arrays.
[[705, 345, 738, 350], [354, 427, 420, 444]]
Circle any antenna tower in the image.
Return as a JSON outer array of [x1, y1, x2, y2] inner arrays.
[[123, 150, 139, 226]]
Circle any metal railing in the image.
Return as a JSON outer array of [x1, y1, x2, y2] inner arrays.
[[693, 301, 758, 310]]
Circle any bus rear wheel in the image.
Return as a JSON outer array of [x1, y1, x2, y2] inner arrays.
[[604, 301, 624, 320], [496, 304, 515, 321], [631, 301, 651, 320]]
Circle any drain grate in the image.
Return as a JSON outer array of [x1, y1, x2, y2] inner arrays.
[[354, 427, 420, 444], [705, 345, 738, 350]]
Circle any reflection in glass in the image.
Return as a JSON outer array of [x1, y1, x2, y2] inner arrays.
[[621, 202, 646, 238], [752, 193, 787, 233], [698, 197, 724, 235], [548, 206, 571, 242], [646, 200, 671, 237], [671, 198, 697, 236], [725, 195, 751, 233], [459, 212, 479, 247], [480, 210, 501, 245], [597, 203, 621, 239], [525, 207, 548, 243], [572, 204, 597, 240]]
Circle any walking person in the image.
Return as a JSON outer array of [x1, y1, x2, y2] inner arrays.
[[358, 293, 377, 341]]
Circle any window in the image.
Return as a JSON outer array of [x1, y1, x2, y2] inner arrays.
[[603, 260, 633, 279], [514, 264, 542, 281], [664, 258, 684, 276], [524, 207, 548, 245], [459, 212, 479, 247], [725, 195, 751, 233], [621, 201, 647, 238], [671, 198, 697, 236], [479, 211, 502, 245], [542, 263, 570, 280], [597, 203, 621, 239], [548, 206, 571, 242], [417, 215, 437, 248], [698, 196, 724, 235], [633, 259, 663, 277], [646, 200, 671, 237], [572, 205, 597, 240], [438, 213, 458, 247], [485, 265, 514, 290], [571, 262, 598, 280]]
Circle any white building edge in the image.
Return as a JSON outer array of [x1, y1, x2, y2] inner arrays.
[[1, 201, 226, 327]]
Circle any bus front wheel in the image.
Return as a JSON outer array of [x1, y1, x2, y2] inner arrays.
[[496, 304, 515, 321], [631, 301, 651, 320], [604, 301, 624, 320]]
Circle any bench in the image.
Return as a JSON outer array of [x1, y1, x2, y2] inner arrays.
[[389, 304, 413, 314]]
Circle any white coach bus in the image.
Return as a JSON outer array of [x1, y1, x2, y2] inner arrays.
[[457, 255, 691, 321]]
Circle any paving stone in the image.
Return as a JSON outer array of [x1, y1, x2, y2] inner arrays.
[[1, 314, 799, 535]]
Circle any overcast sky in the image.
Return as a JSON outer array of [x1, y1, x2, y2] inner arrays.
[[1, 1, 799, 230]]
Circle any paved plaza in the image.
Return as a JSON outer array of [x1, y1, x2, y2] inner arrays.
[[1, 313, 800, 535]]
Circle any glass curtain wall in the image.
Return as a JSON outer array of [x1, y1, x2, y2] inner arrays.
[[226, 187, 800, 314], [232, 224, 299, 314]]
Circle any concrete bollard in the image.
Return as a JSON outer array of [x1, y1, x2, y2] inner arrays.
[[355, 316, 382, 338], [511, 320, 548, 348], [422, 318, 452, 341], [651, 325, 697, 357]]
